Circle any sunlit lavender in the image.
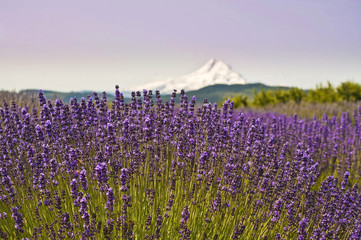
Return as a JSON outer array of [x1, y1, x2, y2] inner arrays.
[[0, 86, 361, 239]]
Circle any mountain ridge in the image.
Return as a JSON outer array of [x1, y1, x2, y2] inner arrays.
[[16, 83, 290, 104]]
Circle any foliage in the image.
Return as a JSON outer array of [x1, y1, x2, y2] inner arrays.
[[307, 82, 339, 103], [288, 87, 305, 104], [273, 89, 290, 104], [337, 81, 361, 101], [230, 81, 361, 108], [252, 88, 275, 106]]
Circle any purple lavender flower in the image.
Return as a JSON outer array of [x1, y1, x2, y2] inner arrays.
[[0, 167, 16, 198], [70, 178, 78, 198], [341, 171, 349, 191], [35, 124, 44, 141], [271, 198, 283, 223], [120, 168, 129, 192], [11, 207, 24, 233], [231, 224, 245, 239], [95, 162, 108, 184], [297, 218, 308, 240], [79, 169, 88, 190], [0, 212, 7, 220], [166, 194, 175, 211], [45, 119, 52, 138], [210, 192, 222, 212], [38, 172, 47, 190], [79, 197, 90, 229], [179, 205, 191, 239], [181, 205, 190, 223], [154, 213, 163, 239], [38, 90, 46, 106], [105, 187, 115, 212]]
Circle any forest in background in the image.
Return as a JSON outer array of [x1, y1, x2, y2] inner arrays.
[[228, 81, 361, 108]]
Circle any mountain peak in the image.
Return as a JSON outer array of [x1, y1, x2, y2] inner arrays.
[[197, 58, 231, 74], [141, 59, 246, 93]]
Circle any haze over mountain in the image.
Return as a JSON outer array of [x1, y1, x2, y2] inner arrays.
[[140, 59, 246, 93]]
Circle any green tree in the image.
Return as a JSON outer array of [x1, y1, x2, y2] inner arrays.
[[288, 87, 305, 104], [231, 94, 249, 108], [252, 88, 275, 106], [273, 89, 290, 104], [337, 81, 361, 101], [307, 82, 339, 103]]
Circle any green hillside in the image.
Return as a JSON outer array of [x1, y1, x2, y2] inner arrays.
[[185, 83, 290, 103]]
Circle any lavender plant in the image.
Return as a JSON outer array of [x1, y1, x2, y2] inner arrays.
[[0, 87, 361, 239]]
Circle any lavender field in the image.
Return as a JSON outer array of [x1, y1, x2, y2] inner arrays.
[[1, 87, 361, 239]]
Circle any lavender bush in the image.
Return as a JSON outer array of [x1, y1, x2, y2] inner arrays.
[[0, 86, 361, 239]]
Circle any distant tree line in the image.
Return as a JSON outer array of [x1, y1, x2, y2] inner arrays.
[[226, 81, 361, 108]]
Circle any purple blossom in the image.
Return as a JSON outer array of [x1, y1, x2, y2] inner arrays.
[[79, 169, 88, 190], [70, 178, 78, 198], [120, 168, 129, 192], [11, 207, 24, 233], [105, 187, 115, 212], [95, 162, 108, 184], [179, 205, 191, 239], [298, 218, 308, 240]]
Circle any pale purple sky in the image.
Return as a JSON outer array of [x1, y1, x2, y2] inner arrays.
[[0, 0, 360, 92]]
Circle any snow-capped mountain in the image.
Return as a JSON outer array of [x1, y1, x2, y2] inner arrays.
[[141, 59, 246, 93]]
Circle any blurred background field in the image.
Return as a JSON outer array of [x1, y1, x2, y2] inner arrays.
[[2, 80, 360, 119]]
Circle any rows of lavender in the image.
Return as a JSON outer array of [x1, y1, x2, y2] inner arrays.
[[1, 87, 361, 239]]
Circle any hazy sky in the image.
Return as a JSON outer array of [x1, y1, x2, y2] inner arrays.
[[0, 0, 360, 92]]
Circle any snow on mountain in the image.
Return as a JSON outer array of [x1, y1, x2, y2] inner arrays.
[[140, 59, 246, 93]]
